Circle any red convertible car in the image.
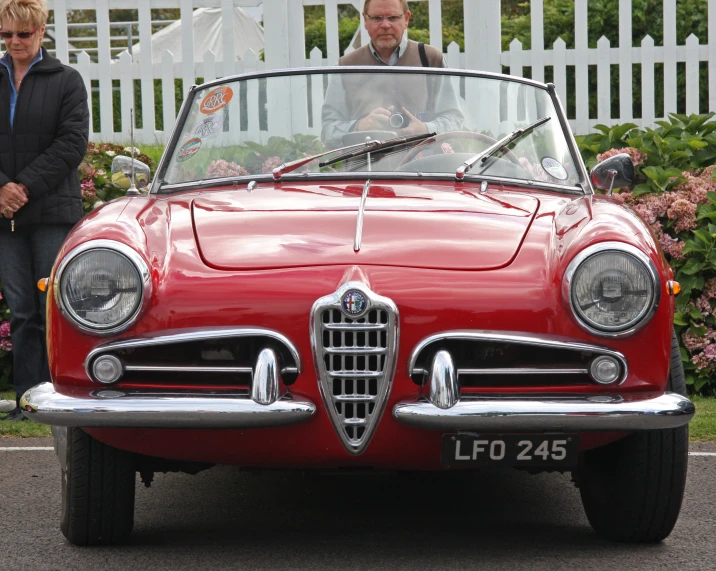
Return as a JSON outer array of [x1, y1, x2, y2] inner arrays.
[[22, 67, 694, 545]]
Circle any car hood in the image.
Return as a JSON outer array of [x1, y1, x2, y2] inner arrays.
[[192, 182, 539, 270]]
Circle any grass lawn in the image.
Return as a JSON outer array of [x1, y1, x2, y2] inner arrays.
[[2, 388, 715, 441]]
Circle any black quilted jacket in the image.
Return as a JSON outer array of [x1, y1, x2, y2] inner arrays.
[[0, 47, 89, 231]]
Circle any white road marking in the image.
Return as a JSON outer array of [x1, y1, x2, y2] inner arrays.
[[689, 452, 716, 456], [0, 447, 54, 451]]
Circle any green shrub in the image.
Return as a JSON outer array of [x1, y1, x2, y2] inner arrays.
[[577, 113, 716, 394]]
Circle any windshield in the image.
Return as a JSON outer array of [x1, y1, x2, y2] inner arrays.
[[162, 69, 582, 188]]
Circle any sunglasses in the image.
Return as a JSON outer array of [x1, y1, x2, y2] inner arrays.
[[0, 28, 38, 39]]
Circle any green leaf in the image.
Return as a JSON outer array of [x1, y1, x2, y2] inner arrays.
[[632, 183, 654, 197], [680, 258, 706, 275], [673, 312, 689, 326]]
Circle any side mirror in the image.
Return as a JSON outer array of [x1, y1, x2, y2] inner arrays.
[[111, 156, 150, 193], [590, 153, 634, 195]]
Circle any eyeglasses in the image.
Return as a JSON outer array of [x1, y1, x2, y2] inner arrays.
[[364, 12, 405, 25], [0, 28, 38, 40]]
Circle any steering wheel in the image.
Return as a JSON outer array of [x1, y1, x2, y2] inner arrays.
[[398, 131, 522, 168]]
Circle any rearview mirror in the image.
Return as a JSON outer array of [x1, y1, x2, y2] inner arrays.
[[590, 153, 634, 195]]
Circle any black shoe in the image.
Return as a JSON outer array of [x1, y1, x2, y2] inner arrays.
[[2, 408, 27, 422]]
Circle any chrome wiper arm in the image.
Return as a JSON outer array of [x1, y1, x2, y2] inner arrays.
[[455, 116, 551, 180], [319, 132, 436, 168], [272, 139, 395, 180]]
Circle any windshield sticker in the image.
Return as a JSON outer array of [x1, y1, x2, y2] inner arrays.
[[541, 157, 569, 180], [176, 138, 202, 162], [195, 116, 222, 138], [200, 86, 233, 114]]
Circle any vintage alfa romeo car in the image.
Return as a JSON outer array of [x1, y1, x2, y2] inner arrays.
[[22, 67, 695, 545]]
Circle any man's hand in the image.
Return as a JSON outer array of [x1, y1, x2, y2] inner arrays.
[[355, 107, 393, 131], [395, 106, 429, 136], [0, 182, 29, 219]]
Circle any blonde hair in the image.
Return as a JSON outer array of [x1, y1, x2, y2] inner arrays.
[[363, 0, 409, 15], [0, 0, 47, 30]]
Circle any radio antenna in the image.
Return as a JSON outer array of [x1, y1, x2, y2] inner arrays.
[[127, 107, 139, 196]]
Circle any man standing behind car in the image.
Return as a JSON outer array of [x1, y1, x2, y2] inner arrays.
[[321, 0, 463, 148], [0, 0, 89, 420]]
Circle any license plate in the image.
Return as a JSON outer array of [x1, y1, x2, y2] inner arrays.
[[441, 433, 579, 467]]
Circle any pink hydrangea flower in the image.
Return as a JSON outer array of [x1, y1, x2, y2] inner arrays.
[[596, 147, 647, 166], [261, 156, 283, 174], [205, 160, 249, 179], [0, 338, 12, 351], [0, 320, 10, 337], [658, 232, 685, 259], [683, 330, 711, 352], [667, 198, 697, 233]]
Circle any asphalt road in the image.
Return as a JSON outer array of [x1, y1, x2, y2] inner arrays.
[[1, 438, 715, 571]]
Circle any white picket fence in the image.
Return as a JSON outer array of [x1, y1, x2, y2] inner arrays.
[[30, 0, 716, 143]]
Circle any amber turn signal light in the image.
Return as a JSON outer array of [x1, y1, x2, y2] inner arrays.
[[37, 278, 49, 292], [667, 280, 681, 295]]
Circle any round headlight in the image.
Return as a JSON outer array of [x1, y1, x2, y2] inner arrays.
[[566, 244, 659, 334], [57, 243, 149, 333]]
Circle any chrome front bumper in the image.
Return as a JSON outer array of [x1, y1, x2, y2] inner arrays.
[[393, 392, 695, 431], [20, 382, 316, 429]]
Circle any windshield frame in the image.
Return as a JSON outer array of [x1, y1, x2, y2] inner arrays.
[[151, 66, 591, 195]]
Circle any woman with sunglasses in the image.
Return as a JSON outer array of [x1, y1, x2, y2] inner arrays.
[[0, 0, 88, 421]]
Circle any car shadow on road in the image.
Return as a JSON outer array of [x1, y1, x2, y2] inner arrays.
[[127, 466, 672, 563]]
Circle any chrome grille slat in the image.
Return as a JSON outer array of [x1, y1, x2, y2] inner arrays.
[[312, 282, 399, 455], [329, 371, 383, 378], [323, 323, 388, 331], [324, 347, 386, 354]]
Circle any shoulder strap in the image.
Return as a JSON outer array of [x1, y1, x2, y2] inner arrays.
[[418, 42, 429, 67]]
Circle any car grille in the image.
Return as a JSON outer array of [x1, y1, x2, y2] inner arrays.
[[312, 283, 398, 454], [85, 328, 300, 391], [408, 332, 628, 390]]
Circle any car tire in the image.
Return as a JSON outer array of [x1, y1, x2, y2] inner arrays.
[[60, 427, 136, 545], [576, 328, 689, 542]]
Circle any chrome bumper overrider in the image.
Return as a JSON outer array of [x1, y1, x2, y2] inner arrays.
[[393, 392, 695, 431], [20, 383, 316, 428]]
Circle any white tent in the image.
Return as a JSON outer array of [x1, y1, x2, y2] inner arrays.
[[132, 7, 264, 64]]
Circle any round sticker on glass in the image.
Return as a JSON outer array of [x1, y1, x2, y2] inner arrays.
[[200, 86, 233, 114], [541, 157, 568, 180], [195, 116, 222, 138], [176, 138, 202, 162]]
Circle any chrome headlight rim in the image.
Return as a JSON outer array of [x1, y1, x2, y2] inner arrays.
[[563, 242, 661, 338], [54, 240, 152, 336]]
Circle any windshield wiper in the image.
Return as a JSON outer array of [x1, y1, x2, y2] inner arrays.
[[271, 139, 389, 180], [455, 116, 551, 180], [271, 132, 434, 180], [319, 132, 436, 168]]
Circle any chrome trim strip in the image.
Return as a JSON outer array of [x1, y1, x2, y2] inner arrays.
[[152, 84, 196, 193], [354, 179, 370, 252], [311, 281, 399, 455], [547, 82, 591, 193], [21, 383, 315, 428], [562, 242, 661, 338], [408, 331, 629, 384], [157, 172, 584, 196], [180, 65, 553, 98], [124, 365, 254, 374], [458, 367, 588, 375], [393, 392, 695, 431], [85, 327, 302, 381], [54, 240, 152, 337]]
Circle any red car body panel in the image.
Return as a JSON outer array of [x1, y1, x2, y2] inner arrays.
[[46, 179, 673, 468]]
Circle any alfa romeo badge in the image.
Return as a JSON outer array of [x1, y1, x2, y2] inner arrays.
[[342, 290, 368, 316]]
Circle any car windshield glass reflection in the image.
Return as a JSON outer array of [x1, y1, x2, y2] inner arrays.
[[162, 70, 581, 188]]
